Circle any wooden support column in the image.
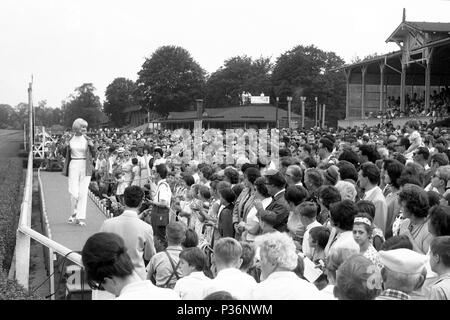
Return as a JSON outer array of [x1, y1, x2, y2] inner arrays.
[[379, 63, 385, 112], [425, 48, 433, 110], [345, 68, 351, 119], [361, 65, 367, 119], [400, 63, 406, 111]]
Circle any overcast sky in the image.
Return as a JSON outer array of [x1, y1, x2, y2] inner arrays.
[[1, 0, 449, 109]]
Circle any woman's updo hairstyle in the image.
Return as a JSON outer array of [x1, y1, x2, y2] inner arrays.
[[81, 232, 134, 288]]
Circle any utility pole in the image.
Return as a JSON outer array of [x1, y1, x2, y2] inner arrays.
[[275, 97, 279, 130], [28, 76, 34, 152], [322, 104, 326, 128], [315, 97, 318, 128], [287, 96, 292, 129], [300, 96, 306, 129]]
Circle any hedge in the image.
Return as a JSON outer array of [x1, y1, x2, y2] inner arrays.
[[0, 158, 43, 300], [0, 272, 42, 300], [0, 158, 23, 272]]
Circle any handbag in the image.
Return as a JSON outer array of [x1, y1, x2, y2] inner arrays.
[[151, 181, 170, 227]]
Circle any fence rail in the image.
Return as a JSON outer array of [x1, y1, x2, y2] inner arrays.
[[14, 151, 83, 295]]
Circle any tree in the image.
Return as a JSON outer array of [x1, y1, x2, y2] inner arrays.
[[136, 45, 206, 115], [62, 83, 105, 128], [104, 78, 137, 127], [205, 55, 273, 108], [0, 104, 14, 129], [350, 52, 380, 64], [271, 45, 346, 127]]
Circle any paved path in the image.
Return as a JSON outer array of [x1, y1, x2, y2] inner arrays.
[[39, 171, 105, 252]]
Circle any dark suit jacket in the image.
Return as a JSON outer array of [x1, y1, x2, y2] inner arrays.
[[218, 203, 235, 238], [263, 190, 290, 232]]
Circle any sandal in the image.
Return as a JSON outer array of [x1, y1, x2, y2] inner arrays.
[[68, 215, 77, 224], [76, 220, 86, 227]]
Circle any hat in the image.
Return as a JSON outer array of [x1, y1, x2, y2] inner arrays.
[[379, 249, 428, 274], [264, 168, 279, 176], [388, 135, 397, 142], [117, 147, 125, 153], [324, 165, 339, 185]]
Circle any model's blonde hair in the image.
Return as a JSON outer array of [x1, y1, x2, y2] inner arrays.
[[72, 118, 88, 131]]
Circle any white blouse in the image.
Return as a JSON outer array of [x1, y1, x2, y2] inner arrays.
[[70, 135, 88, 158]]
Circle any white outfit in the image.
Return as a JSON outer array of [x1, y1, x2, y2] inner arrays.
[[249, 271, 326, 300], [173, 271, 212, 300], [302, 220, 323, 258], [140, 154, 152, 187], [244, 197, 272, 241], [115, 280, 180, 300], [202, 268, 256, 299], [68, 135, 91, 220]]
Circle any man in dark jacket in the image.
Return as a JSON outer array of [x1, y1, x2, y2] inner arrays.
[[256, 169, 290, 232]]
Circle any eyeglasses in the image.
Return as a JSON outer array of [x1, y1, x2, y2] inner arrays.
[[88, 278, 105, 291]]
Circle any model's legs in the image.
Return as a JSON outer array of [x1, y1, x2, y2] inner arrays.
[[75, 174, 91, 221]]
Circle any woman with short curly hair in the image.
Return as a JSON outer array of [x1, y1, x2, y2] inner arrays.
[[397, 184, 432, 254]]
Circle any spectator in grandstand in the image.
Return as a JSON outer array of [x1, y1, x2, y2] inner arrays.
[[257, 169, 290, 232], [99, 186, 156, 280], [150, 163, 172, 245], [358, 162, 388, 233], [317, 185, 341, 225], [173, 247, 212, 300], [299, 201, 321, 258], [431, 165, 450, 196], [318, 138, 338, 166], [250, 232, 323, 299], [428, 236, 450, 300], [146, 222, 186, 289], [377, 249, 428, 300], [397, 184, 432, 254], [308, 226, 330, 263], [203, 238, 256, 299], [424, 153, 449, 190], [382, 159, 404, 239], [285, 165, 304, 187], [232, 166, 260, 237], [334, 254, 381, 300], [304, 168, 324, 203], [82, 232, 179, 300], [352, 213, 382, 269], [413, 147, 430, 170], [428, 205, 450, 237]]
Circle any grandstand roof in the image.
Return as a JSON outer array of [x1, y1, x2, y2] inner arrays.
[[386, 21, 450, 43], [165, 105, 301, 123]]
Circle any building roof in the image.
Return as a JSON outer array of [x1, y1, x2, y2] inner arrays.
[[165, 105, 302, 122], [386, 21, 450, 43], [122, 105, 142, 113], [407, 21, 450, 33]]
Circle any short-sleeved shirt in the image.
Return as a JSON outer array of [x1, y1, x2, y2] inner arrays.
[[409, 130, 424, 147], [428, 273, 450, 300], [147, 245, 183, 287], [156, 179, 172, 207]]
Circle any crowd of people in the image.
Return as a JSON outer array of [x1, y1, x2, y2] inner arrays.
[[57, 117, 450, 300], [366, 87, 450, 119]]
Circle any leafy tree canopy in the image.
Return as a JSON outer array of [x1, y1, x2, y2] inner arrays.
[[62, 83, 105, 128], [136, 45, 206, 115], [271, 45, 346, 127], [104, 77, 137, 127], [205, 55, 273, 108]]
